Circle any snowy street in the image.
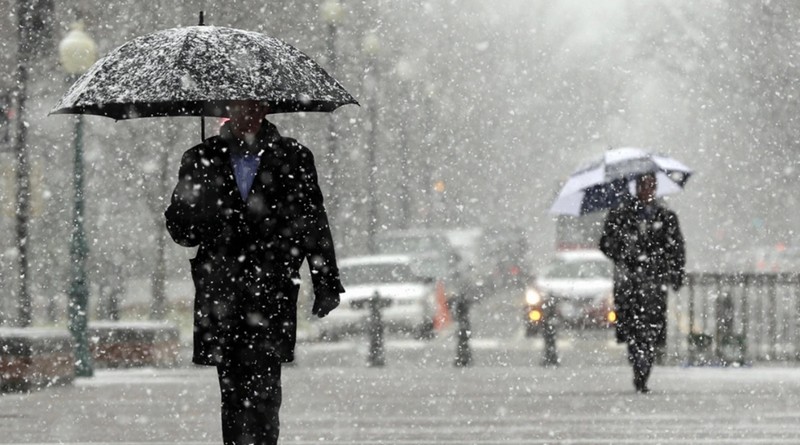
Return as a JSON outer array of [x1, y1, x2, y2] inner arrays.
[[3, 2, 800, 443], [2, 329, 800, 444]]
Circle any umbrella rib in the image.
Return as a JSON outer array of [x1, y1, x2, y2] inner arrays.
[[175, 28, 199, 104], [58, 51, 114, 112]]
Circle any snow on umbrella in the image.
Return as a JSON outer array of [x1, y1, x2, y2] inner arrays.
[[50, 25, 358, 120], [549, 147, 692, 216]]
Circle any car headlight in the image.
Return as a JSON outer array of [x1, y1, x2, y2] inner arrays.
[[525, 287, 543, 306]]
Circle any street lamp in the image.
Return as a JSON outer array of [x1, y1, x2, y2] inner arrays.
[[394, 57, 415, 229], [14, 1, 33, 327], [421, 81, 437, 228], [319, 0, 343, 225], [362, 31, 380, 254], [59, 21, 97, 377]]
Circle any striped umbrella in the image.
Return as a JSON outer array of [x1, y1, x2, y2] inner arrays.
[[549, 147, 692, 216]]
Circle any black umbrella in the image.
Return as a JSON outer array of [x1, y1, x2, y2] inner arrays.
[[50, 18, 357, 136]]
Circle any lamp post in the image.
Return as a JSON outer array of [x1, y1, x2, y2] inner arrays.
[[59, 21, 97, 377], [421, 82, 436, 228], [363, 32, 380, 254], [14, 0, 33, 326], [319, 0, 343, 225], [394, 57, 415, 229]]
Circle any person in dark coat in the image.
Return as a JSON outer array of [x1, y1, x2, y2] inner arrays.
[[165, 100, 343, 444], [599, 173, 685, 393]]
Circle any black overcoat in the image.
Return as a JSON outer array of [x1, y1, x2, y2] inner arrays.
[[165, 121, 344, 366], [599, 199, 686, 346]]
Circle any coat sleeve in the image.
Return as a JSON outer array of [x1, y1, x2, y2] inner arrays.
[[665, 211, 686, 290], [293, 144, 345, 296], [599, 209, 624, 264], [164, 148, 221, 248]]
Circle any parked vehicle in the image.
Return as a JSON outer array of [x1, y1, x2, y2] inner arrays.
[[314, 255, 439, 340], [474, 226, 531, 292], [755, 244, 800, 273], [443, 227, 483, 269], [554, 212, 607, 251], [375, 229, 461, 270], [524, 250, 615, 336]]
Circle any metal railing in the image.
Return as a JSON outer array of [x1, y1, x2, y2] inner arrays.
[[670, 272, 800, 364]]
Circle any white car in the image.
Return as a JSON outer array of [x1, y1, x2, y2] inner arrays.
[[524, 250, 615, 335], [315, 255, 439, 340]]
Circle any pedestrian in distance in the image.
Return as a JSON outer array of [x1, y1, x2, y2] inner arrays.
[[165, 100, 344, 444], [599, 173, 686, 393]]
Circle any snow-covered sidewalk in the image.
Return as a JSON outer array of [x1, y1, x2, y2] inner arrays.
[[1, 361, 799, 444]]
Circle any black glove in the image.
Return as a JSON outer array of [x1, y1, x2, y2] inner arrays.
[[312, 290, 340, 318]]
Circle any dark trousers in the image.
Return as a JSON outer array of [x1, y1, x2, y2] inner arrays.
[[626, 304, 661, 391], [628, 340, 655, 390], [618, 280, 667, 391], [216, 349, 282, 445]]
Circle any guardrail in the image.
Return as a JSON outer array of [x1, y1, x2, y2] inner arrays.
[[670, 272, 800, 364]]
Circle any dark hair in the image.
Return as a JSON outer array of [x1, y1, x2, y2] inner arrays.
[[637, 173, 656, 183], [636, 173, 657, 196]]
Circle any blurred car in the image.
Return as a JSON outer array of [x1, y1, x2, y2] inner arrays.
[[375, 229, 461, 272], [755, 244, 800, 272], [524, 250, 615, 336], [314, 254, 439, 340], [444, 227, 483, 269], [475, 226, 531, 292]]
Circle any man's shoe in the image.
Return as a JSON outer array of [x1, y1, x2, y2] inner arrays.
[[633, 371, 650, 393], [633, 374, 642, 392]]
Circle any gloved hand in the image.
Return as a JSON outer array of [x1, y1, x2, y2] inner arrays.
[[312, 290, 340, 318]]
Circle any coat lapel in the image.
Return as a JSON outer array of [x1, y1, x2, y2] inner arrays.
[[245, 150, 274, 209], [246, 144, 287, 221], [213, 146, 248, 212], [217, 120, 286, 213]]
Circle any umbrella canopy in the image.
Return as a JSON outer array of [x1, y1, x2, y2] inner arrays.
[[50, 25, 358, 119], [549, 147, 692, 216]]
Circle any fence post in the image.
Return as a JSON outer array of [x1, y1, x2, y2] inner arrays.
[[350, 291, 390, 368], [367, 291, 388, 367], [688, 274, 696, 332], [742, 274, 750, 363], [452, 297, 472, 368], [795, 273, 800, 361], [701, 274, 713, 334], [687, 273, 696, 359], [715, 291, 737, 365], [768, 275, 778, 360], [541, 297, 559, 367]]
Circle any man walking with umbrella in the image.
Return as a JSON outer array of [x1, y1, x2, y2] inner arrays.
[[51, 19, 357, 443], [165, 100, 343, 444], [599, 173, 686, 393]]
